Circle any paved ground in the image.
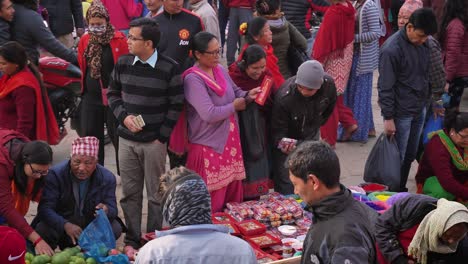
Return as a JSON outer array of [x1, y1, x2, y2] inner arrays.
[[25, 70, 418, 250]]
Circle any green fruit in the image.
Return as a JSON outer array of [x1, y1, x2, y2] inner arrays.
[[75, 252, 85, 258], [25, 252, 34, 262], [86, 258, 97, 264], [75, 258, 86, 264], [51, 253, 69, 264]]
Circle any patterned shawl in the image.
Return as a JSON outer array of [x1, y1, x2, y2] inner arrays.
[[84, 0, 115, 79]]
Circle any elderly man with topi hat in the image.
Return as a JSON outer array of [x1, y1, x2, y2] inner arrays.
[[271, 60, 337, 195], [31, 136, 124, 250]]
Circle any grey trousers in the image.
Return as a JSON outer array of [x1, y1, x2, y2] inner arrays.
[[226, 7, 253, 66], [119, 137, 167, 248]]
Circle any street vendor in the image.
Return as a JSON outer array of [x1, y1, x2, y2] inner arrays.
[[376, 194, 468, 264], [0, 129, 55, 256], [135, 166, 256, 264], [32, 136, 123, 250], [286, 141, 378, 264]]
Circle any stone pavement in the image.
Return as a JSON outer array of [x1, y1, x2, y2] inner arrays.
[[25, 71, 418, 250]]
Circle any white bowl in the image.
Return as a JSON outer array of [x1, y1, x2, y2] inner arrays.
[[278, 225, 297, 236]]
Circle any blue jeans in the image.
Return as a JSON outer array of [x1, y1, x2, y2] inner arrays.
[[394, 107, 426, 191], [306, 31, 318, 57]]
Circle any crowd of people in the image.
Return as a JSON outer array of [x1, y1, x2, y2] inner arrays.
[[0, 0, 467, 263]]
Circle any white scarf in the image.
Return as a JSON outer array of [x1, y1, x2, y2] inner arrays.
[[408, 198, 468, 264]]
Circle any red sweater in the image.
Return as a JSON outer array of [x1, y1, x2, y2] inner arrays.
[[0, 86, 36, 139], [101, 0, 142, 30], [0, 130, 34, 238], [442, 18, 468, 81], [415, 133, 468, 200]]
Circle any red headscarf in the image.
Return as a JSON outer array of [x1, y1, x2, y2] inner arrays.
[[312, 1, 356, 63]]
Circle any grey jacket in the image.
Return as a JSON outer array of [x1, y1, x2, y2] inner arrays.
[[270, 18, 307, 79], [301, 185, 378, 264], [41, 0, 84, 36], [11, 4, 77, 65], [378, 27, 431, 119]]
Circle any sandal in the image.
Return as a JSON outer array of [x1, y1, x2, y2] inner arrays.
[[339, 124, 358, 142]]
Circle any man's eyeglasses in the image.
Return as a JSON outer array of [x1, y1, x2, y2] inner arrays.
[[203, 48, 222, 57], [28, 163, 49, 176], [128, 35, 145, 41]]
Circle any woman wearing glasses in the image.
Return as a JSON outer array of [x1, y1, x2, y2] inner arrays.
[[416, 110, 468, 203], [0, 129, 54, 256], [170, 32, 259, 212], [77, 0, 128, 165]]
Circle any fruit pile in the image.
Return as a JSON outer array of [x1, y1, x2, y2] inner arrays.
[[25, 247, 97, 264]]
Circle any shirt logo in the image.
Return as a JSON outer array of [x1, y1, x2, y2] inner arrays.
[[179, 29, 190, 46], [8, 251, 25, 261], [179, 29, 190, 40]]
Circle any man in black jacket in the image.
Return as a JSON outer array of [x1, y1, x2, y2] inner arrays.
[[41, 0, 84, 48], [378, 8, 438, 192], [287, 141, 378, 264], [271, 60, 336, 194]]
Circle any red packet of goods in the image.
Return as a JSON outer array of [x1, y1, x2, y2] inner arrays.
[[212, 212, 236, 223], [215, 221, 241, 236], [236, 219, 267, 236], [245, 233, 281, 248], [255, 75, 273, 106]]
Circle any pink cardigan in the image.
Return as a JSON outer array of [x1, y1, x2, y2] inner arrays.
[[101, 0, 143, 30]]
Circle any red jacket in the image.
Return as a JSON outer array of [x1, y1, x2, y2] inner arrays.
[[0, 130, 34, 238], [101, 0, 142, 30], [77, 31, 129, 104], [442, 18, 468, 81]]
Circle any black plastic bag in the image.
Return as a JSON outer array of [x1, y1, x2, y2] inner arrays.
[[363, 133, 401, 192]]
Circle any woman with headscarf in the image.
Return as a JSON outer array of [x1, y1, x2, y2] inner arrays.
[[313, 0, 358, 148], [77, 0, 129, 165], [376, 194, 468, 264], [135, 167, 257, 264]]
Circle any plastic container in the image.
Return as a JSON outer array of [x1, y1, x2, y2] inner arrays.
[[236, 219, 267, 236], [281, 238, 299, 258], [278, 225, 297, 237], [245, 233, 282, 249]]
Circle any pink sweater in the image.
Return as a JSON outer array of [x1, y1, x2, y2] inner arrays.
[[101, 0, 143, 30]]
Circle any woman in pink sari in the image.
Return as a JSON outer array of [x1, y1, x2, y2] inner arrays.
[[175, 32, 259, 212]]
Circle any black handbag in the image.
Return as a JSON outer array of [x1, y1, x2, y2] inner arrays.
[[287, 44, 309, 76]]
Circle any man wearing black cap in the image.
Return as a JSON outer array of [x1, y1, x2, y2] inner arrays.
[[271, 60, 337, 194]]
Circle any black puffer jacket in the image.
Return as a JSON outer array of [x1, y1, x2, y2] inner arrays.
[[301, 186, 378, 264], [282, 0, 329, 39], [271, 75, 336, 146]]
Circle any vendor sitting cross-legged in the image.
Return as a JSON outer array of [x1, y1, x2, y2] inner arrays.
[[32, 136, 123, 250], [416, 110, 468, 202]]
